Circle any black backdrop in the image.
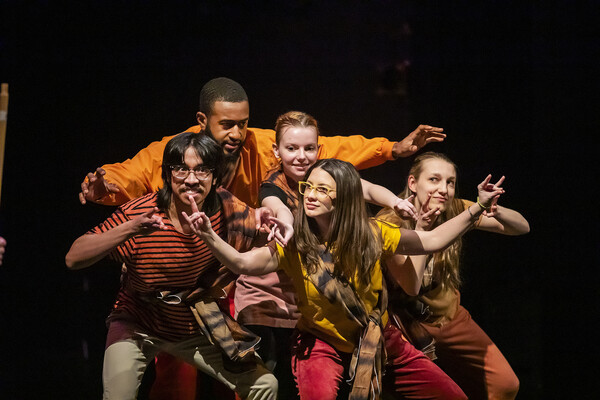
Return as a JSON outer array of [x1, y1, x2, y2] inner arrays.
[[0, 1, 597, 399]]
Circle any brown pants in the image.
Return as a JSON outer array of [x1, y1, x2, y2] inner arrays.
[[422, 306, 519, 400]]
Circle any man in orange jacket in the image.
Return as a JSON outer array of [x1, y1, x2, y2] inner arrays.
[[79, 78, 444, 209]]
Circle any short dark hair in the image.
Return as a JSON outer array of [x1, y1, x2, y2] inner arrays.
[[157, 132, 223, 214], [199, 77, 248, 115]]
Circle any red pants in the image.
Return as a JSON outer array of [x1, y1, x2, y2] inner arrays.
[[291, 331, 352, 400], [422, 306, 519, 400], [291, 328, 467, 400], [383, 322, 467, 399]]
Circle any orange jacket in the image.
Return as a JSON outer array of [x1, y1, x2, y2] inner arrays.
[[96, 125, 396, 207]]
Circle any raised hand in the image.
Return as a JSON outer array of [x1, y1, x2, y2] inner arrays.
[[79, 167, 120, 204], [477, 175, 505, 209], [133, 207, 166, 234], [393, 125, 446, 158], [267, 216, 294, 247], [483, 196, 499, 218], [255, 207, 274, 234], [0, 236, 6, 266], [393, 194, 418, 221], [181, 195, 212, 235], [415, 193, 440, 231]]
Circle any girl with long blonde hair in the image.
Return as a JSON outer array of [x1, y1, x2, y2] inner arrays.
[[378, 152, 530, 400]]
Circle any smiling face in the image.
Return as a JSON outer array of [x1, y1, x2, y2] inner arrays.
[[170, 147, 216, 212], [408, 158, 456, 212], [197, 100, 250, 157], [274, 126, 319, 183], [302, 167, 336, 223]]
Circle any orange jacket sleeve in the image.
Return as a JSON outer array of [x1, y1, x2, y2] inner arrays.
[[317, 135, 396, 170], [92, 126, 202, 206]]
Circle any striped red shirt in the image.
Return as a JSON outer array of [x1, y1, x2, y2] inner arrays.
[[90, 193, 227, 341]]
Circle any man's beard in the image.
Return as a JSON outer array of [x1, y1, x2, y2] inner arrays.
[[205, 125, 242, 165]]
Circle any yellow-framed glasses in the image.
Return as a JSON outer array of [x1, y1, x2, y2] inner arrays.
[[298, 181, 335, 199]]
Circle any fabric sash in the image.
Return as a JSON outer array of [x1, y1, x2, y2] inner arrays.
[[306, 248, 387, 400]]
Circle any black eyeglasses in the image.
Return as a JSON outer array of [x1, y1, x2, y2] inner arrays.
[[169, 165, 214, 180]]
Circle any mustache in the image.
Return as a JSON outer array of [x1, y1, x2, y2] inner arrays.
[[180, 185, 201, 192]]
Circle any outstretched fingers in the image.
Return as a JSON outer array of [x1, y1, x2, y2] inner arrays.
[[395, 196, 418, 220], [268, 216, 293, 247], [494, 175, 506, 187], [420, 125, 446, 143], [255, 207, 274, 231]]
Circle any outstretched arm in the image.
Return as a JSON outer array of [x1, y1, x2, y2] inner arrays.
[[397, 175, 504, 255], [183, 196, 279, 275], [79, 167, 120, 205], [392, 125, 446, 159], [360, 178, 417, 220], [78, 134, 179, 206], [317, 124, 445, 171], [476, 200, 530, 235], [261, 196, 294, 246], [65, 208, 165, 270]]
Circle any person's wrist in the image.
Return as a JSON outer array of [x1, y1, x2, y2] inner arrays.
[[391, 142, 401, 159], [476, 196, 491, 211], [467, 204, 481, 221]]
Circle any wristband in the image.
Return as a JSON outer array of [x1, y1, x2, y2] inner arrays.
[[476, 196, 491, 211], [467, 205, 476, 219]]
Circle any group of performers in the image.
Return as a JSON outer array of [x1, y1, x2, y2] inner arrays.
[[66, 77, 529, 400]]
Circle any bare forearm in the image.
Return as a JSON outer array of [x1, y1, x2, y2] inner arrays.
[[199, 229, 277, 275], [65, 221, 137, 270], [398, 204, 482, 255], [361, 179, 397, 209], [272, 204, 294, 228], [422, 204, 481, 252], [484, 205, 530, 235]]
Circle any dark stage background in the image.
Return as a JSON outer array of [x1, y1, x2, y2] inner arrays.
[[0, 1, 597, 399]]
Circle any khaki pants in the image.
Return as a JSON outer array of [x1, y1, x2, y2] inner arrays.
[[102, 320, 277, 400]]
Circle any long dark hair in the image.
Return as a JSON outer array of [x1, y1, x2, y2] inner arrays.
[[295, 158, 382, 289], [157, 132, 223, 215]]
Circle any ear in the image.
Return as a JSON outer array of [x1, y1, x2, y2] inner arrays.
[[272, 143, 280, 159], [407, 175, 418, 193], [196, 111, 208, 129]]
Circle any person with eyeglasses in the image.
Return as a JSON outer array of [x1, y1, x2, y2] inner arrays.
[[66, 132, 279, 400], [76, 77, 445, 400], [234, 111, 417, 399], [181, 158, 505, 400], [78, 77, 445, 211]]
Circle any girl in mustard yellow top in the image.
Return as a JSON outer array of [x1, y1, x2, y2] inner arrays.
[[183, 158, 505, 400]]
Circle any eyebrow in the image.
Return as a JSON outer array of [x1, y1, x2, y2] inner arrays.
[[220, 118, 248, 124], [429, 172, 456, 180], [307, 181, 333, 188]]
